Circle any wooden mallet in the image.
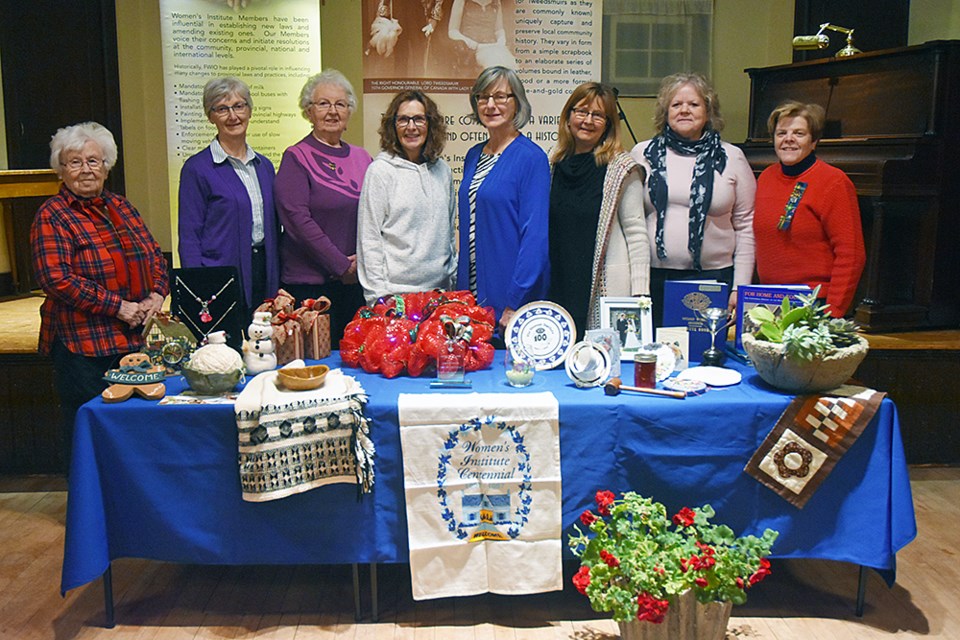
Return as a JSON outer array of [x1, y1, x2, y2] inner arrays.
[[604, 377, 686, 399]]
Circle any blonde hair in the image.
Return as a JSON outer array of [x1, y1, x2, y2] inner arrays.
[[551, 82, 622, 166], [652, 72, 724, 134]]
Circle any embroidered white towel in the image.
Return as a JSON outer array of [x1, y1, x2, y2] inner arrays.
[[398, 392, 562, 600]]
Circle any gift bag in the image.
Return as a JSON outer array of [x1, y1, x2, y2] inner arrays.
[[256, 289, 296, 317], [296, 297, 332, 360], [272, 313, 304, 366]]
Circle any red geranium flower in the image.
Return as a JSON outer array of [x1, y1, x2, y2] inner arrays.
[[672, 507, 696, 527], [600, 549, 620, 568], [573, 565, 591, 595], [595, 490, 616, 516], [749, 558, 772, 585], [636, 592, 670, 624], [580, 510, 598, 526], [695, 577, 708, 588]]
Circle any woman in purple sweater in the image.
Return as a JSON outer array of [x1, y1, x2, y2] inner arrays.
[[178, 76, 280, 314], [275, 69, 373, 341]]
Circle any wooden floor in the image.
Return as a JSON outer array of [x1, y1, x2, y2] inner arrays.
[[0, 468, 956, 639]]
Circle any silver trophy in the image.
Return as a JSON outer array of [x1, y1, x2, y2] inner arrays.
[[695, 307, 734, 367]]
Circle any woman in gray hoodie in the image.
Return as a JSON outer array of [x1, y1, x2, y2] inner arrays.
[[357, 90, 456, 305]]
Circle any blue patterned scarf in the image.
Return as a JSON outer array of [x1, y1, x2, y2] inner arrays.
[[643, 126, 727, 269]]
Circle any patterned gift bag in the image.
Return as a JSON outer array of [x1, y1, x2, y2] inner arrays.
[[255, 289, 296, 316], [272, 312, 304, 365], [296, 297, 332, 360]]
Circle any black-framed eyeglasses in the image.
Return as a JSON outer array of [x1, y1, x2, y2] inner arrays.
[[571, 108, 607, 124], [210, 102, 250, 116], [61, 157, 103, 171], [475, 92, 515, 106], [396, 115, 428, 128]]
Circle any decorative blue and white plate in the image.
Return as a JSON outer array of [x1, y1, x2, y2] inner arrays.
[[506, 301, 577, 371]]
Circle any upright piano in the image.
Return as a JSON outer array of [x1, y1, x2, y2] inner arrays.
[[741, 40, 960, 331]]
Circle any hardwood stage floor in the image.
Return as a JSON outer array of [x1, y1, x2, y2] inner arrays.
[[0, 467, 956, 639]]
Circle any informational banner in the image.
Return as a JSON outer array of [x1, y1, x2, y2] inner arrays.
[[361, 0, 601, 191], [159, 0, 321, 255]]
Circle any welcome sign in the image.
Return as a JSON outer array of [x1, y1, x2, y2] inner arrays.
[[399, 392, 561, 600]]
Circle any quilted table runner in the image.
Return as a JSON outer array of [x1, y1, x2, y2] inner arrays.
[[235, 366, 375, 502], [398, 392, 562, 600], [744, 385, 886, 508]]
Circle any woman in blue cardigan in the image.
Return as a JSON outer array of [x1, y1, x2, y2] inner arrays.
[[456, 66, 550, 340], [178, 77, 280, 314]]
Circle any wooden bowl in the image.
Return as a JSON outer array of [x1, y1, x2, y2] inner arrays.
[[277, 364, 329, 391]]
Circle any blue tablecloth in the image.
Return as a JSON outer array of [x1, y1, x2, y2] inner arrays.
[[61, 354, 916, 594]]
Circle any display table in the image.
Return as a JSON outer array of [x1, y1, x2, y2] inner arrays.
[[61, 354, 916, 618]]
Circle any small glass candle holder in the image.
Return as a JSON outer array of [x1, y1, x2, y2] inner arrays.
[[505, 350, 535, 388]]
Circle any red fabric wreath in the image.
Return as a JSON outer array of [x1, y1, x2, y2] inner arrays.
[[339, 290, 496, 378]]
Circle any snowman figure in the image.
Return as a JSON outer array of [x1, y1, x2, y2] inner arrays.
[[243, 311, 277, 374]]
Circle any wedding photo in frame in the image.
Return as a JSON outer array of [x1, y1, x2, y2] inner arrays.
[[599, 296, 653, 355]]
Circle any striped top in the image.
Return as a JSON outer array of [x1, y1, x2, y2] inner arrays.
[[210, 138, 265, 245], [467, 152, 500, 296]]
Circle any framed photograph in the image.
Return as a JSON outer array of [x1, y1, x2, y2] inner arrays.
[[599, 296, 653, 355], [585, 328, 621, 378]]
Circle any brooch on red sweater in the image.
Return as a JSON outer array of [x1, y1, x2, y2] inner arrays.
[[778, 181, 808, 231]]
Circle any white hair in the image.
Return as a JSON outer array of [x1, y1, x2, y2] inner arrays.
[[49, 122, 118, 176], [298, 69, 358, 120]]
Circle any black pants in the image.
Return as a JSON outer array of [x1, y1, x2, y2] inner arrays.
[[51, 339, 121, 472], [650, 266, 734, 327], [248, 245, 267, 318]]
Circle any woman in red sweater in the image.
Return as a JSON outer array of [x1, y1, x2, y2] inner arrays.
[[754, 101, 865, 316]]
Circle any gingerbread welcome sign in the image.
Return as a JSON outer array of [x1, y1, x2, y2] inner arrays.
[[102, 353, 167, 403]]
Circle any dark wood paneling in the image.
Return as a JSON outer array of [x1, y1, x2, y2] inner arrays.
[[0, 353, 63, 474], [856, 349, 960, 465], [0, 0, 124, 193]]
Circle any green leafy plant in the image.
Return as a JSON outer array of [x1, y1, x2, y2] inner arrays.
[[568, 491, 778, 624], [746, 286, 861, 361]]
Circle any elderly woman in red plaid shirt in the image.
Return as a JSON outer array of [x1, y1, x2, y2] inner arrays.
[[31, 121, 169, 469]]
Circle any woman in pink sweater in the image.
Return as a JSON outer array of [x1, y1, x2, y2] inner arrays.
[[630, 73, 756, 324], [754, 101, 865, 317]]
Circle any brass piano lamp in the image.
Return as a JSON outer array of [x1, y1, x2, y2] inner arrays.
[[792, 23, 862, 57]]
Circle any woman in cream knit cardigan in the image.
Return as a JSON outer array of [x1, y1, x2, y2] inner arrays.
[[548, 82, 650, 337]]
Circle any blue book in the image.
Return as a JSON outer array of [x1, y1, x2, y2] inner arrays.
[[662, 280, 729, 364], [735, 284, 812, 351]]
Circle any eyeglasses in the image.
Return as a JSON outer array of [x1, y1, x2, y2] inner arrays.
[[210, 102, 250, 116], [396, 115, 428, 128], [571, 108, 607, 124], [61, 157, 103, 171], [475, 92, 515, 106], [312, 100, 350, 113]]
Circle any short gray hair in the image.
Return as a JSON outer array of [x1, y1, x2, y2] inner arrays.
[[203, 76, 253, 113], [49, 122, 118, 176], [298, 69, 358, 120], [469, 66, 532, 130]]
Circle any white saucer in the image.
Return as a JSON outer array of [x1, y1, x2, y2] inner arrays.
[[676, 366, 742, 387]]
